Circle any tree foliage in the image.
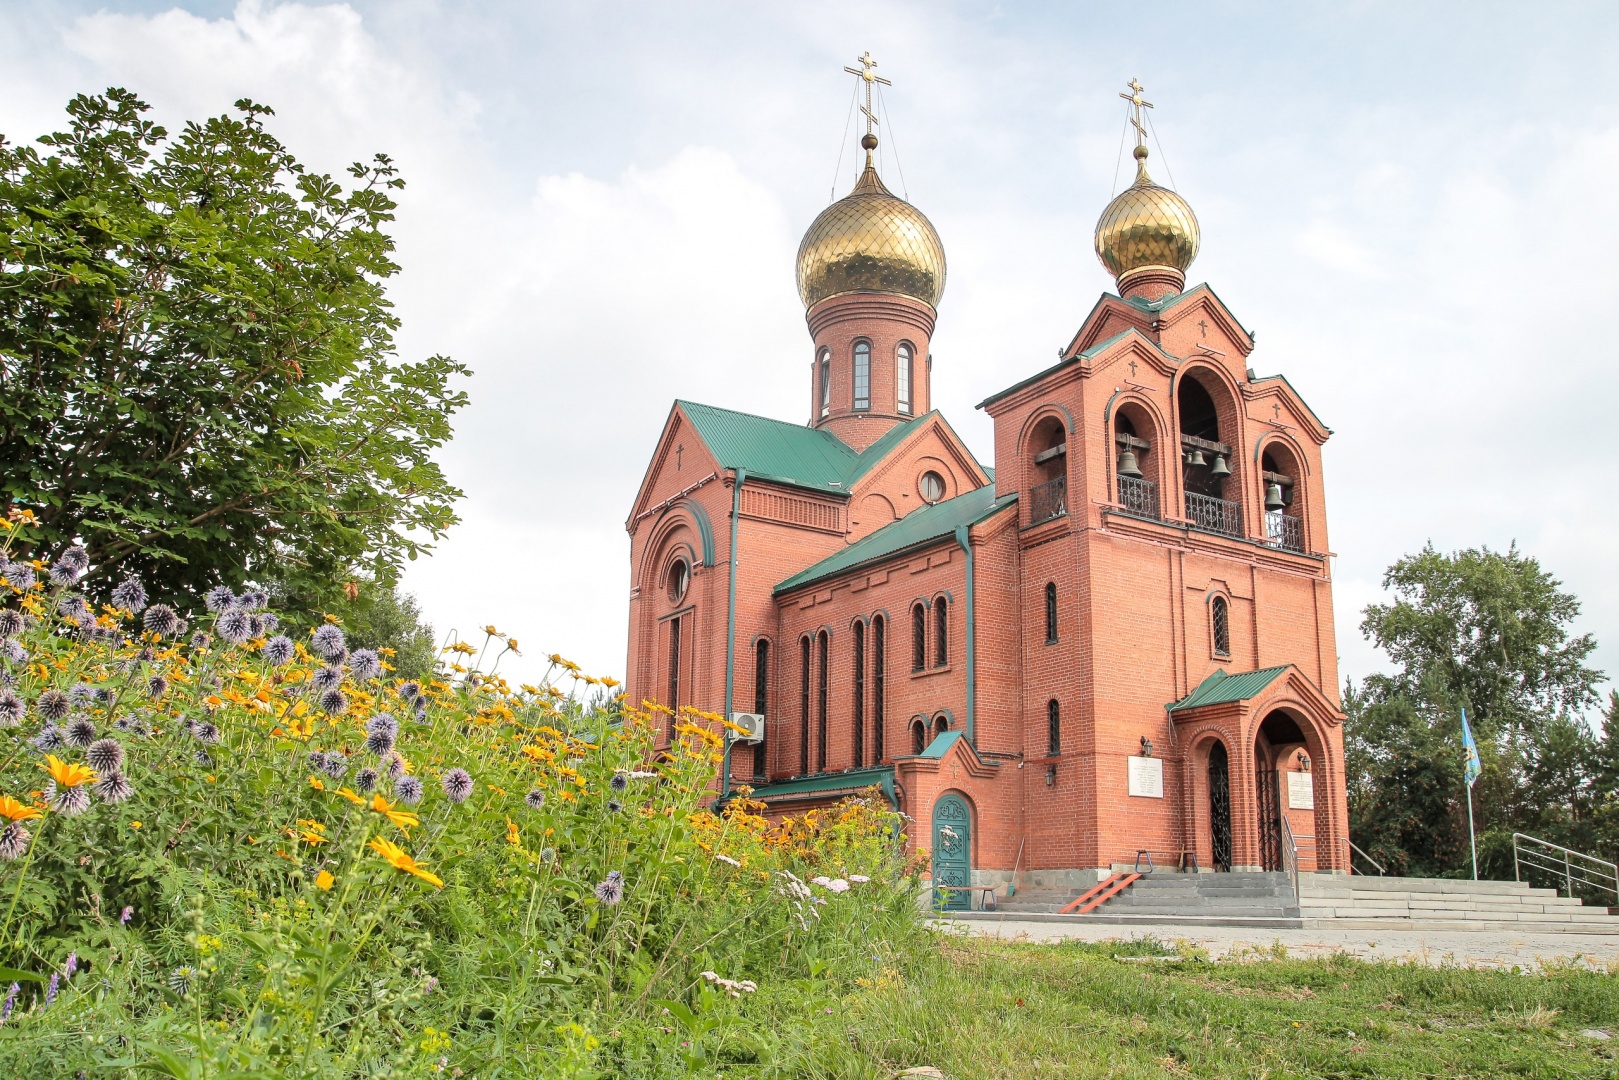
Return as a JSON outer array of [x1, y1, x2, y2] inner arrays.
[[0, 89, 467, 609]]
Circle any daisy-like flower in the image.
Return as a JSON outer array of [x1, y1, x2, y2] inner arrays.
[[318, 688, 348, 716], [147, 674, 168, 699], [36, 689, 70, 721], [0, 611, 23, 638], [441, 768, 473, 804], [0, 796, 41, 824], [203, 586, 236, 613], [0, 692, 23, 726], [85, 738, 124, 774], [368, 837, 443, 888], [93, 772, 134, 804], [369, 792, 419, 832], [110, 577, 147, 613], [44, 754, 95, 790], [142, 605, 180, 637], [394, 775, 424, 804], [261, 635, 295, 666], [349, 649, 381, 681], [0, 824, 27, 861], [65, 717, 96, 748], [593, 873, 625, 906], [311, 666, 344, 691], [216, 609, 252, 645], [609, 772, 629, 792], [354, 767, 378, 794], [310, 625, 346, 661], [524, 789, 546, 809]]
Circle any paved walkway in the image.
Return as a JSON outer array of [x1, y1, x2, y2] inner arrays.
[[945, 918, 1619, 971]]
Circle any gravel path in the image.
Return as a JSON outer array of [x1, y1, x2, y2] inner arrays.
[[945, 918, 1619, 971]]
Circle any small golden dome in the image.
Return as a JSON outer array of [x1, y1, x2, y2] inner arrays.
[[1094, 147, 1200, 288], [796, 160, 946, 310]]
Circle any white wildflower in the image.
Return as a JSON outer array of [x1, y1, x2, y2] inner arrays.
[[849, 874, 871, 884], [714, 853, 741, 867]]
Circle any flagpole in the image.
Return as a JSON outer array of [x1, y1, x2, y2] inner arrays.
[[1461, 707, 1480, 881], [1466, 775, 1478, 881]]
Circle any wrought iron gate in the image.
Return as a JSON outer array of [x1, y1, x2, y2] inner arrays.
[[1256, 766, 1283, 872], [1208, 743, 1232, 872]]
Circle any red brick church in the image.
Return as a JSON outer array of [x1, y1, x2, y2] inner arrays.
[[624, 72, 1348, 901]]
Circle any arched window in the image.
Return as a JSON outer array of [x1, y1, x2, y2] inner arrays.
[[1047, 699, 1061, 756], [1211, 595, 1231, 657], [818, 349, 831, 419], [852, 619, 866, 767], [753, 639, 770, 780], [1028, 416, 1068, 525], [911, 603, 926, 672], [1044, 582, 1058, 644], [798, 636, 811, 776], [872, 615, 886, 762], [934, 598, 948, 668], [816, 630, 829, 772], [934, 714, 949, 735], [911, 718, 927, 755], [1261, 446, 1303, 553], [897, 343, 913, 415], [853, 341, 871, 412], [667, 616, 681, 742]]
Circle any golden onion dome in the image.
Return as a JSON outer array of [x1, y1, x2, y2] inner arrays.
[[1094, 145, 1200, 286], [796, 154, 946, 311]]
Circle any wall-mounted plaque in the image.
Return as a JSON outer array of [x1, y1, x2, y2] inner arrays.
[[1287, 771, 1315, 810], [1128, 755, 1163, 798]]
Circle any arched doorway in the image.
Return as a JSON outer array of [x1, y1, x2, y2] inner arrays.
[[931, 793, 972, 910], [1207, 742, 1232, 872], [1255, 711, 1308, 873]]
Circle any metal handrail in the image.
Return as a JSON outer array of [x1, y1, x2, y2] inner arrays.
[[1341, 836, 1385, 876], [1513, 832, 1618, 903], [1280, 814, 1300, 907]]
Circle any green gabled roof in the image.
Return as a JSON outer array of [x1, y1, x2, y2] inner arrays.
[[918, 728, 963, 759], [677, 400, 859, 494], [1168, 666, 1290, 712], [740, 765, 895, 803], [774, 484, 1016, 595], [844, 412, 937, 485]]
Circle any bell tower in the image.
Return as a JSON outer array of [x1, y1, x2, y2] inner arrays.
[[794, 53, 947, 451]]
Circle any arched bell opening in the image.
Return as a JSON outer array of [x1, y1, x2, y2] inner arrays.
[[1177, 371, 1242, 537], [1026, 414, 1068, 525], [1260, 440, 1306, 554], [1113, 401, 1162, 520]]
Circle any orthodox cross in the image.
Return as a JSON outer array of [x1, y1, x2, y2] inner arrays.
[[1128, 359, 1138, 377], [1272, 403, 1282, 420], [844, 51, 892, 145], [1197, 318, 1208, 339], [1119, 77, 1153, 149], [675, 444, 684, 470]]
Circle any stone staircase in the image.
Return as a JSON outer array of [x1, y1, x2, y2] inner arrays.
[[990, 872, 1299, 927]]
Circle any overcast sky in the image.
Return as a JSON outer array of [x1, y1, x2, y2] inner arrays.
[[3, 1, 1617, 711]]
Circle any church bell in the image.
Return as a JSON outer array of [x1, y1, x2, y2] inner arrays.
[[1265, 482, 1285, 511], [1117, 449, 1144, 479], [1210, 453, 1231, 478], [1188, 449, 1207, 467]]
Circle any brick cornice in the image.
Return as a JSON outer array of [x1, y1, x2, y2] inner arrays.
[[806, 292, 938, 337]]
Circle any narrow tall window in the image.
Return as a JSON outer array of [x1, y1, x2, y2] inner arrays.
[[816, 631, 829, 772], [799, 636, 811, 776], [853, 341, 871, 411], [912, 718, 926, 754], [911, 603, 926, 672], [897, 344, 913, 415], [1047, 699, 1061, 756], [852, 619, 866, 766], [1211, 595, 1231, 657], [667, 617, 681, 741], [1044, 582, 1058, 644], [934, 598, 949, 668], [872, 615, 886, 762], [753, 639, 770, 780], [818, 349, 831, 419]]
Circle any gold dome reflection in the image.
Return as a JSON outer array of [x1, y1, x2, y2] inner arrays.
[[796, 165, 946, 310], [1094, 147, 1200, 284]]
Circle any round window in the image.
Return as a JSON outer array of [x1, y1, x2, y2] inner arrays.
[[919, 471, 945, 503], [666, 558, 690, 604]]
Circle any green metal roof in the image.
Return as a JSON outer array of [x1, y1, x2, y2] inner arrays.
[[1168, 666, 1290, 712], [844, 412, 936, 484], [740, 765, 895, 804], [677, 400, 860, 493], [918, 729, 963, 759], [774, 484, 1016, 595]]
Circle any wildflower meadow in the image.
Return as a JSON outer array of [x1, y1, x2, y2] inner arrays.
[[0, 513, 925, 1077]]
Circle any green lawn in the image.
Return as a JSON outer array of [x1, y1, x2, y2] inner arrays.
[[800, 936, 1619, 1079]]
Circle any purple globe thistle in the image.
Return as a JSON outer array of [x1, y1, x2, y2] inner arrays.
[[110, 577, 147, 613], [594, 873, 625, 906], [4, 563, 33, 591], [48, 563, 80, 587], [0, 692, 22, 726], [142, 605, 180, 637], [307, 749, 326, 772], [55, 595, 92, 623], [310, 624, 346, 661], [317, 688, 348, 716], [364, 730, 394, 757], [189, 630, 213, 651], [65, 717, 96, 748], [311, 665, 344, 691], [86, 738, 124, 774], [193, 748, 212, 767], [0, 823, 29, 861], [51, 784, 91, 816], [349, 649, 382, 681], [248, 614, 267, 638], [354, 767, 378, 793], [1, 640, 25, 665], [0, 610, 23, 638], [93, 772, 133, 804], [57, 546, 89, 574], [384, 752, 406, 781], [525, 789, 546, 809], [366, 713, 398, 740], [609, 772, 629, 792], [320, 751, 349, 780], [192, 722, 220, 745], [261, 635, 295, 666], [607, 799, 623, 814], [69, 683, 95, 704], [394, 775, 424, 804], [240, 589, 270, 611], [203, 586, 236, 613], [441, 768, 473, 804], [258, 612, 279, 633], [147, 674, 169, 699], [32, 724, 63, 752], [397, 681, 421, 702], [35, 689, 70, 721], [216, 609, 253, 645]]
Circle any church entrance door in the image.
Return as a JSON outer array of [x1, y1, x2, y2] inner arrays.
[[931, 793, 972, 910], [1208, 742, 1232, 872], [1256, 763, 1284, 872]]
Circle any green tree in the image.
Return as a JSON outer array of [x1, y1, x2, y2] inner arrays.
[[280, 573, 437, 680], [0, 89, 467, 608]]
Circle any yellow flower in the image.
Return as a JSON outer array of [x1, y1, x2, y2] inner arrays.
[[308, 776, 326, 792], [130, 821, 141, 829], [0, 795, 43, 822], [43, 755, 95, 789], [299, 829, 328, 846], [368, 837, 443, 888], [315, 870, 335, 890], [505, 818, 520, 846], [333, 787, 366, 807], [369, 793, 420, 833], [482, 625, 501, 636]]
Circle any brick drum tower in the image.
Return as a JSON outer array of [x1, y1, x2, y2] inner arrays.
[[625, 67, 1346, 904]]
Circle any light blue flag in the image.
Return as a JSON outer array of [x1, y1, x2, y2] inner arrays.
[[1460, 708, 1482, 787]]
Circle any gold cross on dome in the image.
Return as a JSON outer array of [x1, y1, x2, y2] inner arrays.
[[844, 51, 893, 140], [1119, 76, 1154, 149]]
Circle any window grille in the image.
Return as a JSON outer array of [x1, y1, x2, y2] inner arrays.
[[667, 617, 681, 742], [753, 639, 769, 779], [816, 631, 828, 773], [798, 637, 810, 776], [1211, 595, 1230, 656], [912, 604, 926, 672], [934, 599, 948, 668], [872, 616, 885, 762], [852, 620, 865, 767], [1047, 699, 1060, 756], [1044, 582, 1058, 644]]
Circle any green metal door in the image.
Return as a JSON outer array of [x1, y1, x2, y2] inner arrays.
[[932, 793, 972, 911]]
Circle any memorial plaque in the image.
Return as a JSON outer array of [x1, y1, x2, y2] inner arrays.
[[1287, 771, 1315, 810], [1128, 755, 1163, 798]]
